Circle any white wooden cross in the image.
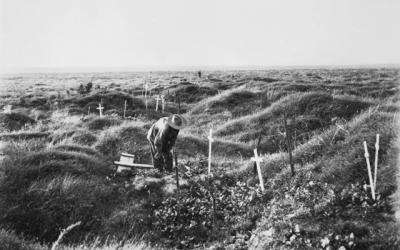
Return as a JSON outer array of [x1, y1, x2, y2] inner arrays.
[[363, 141, 376, 200], [208, 128, 214, 175], [161, 95, 166, 113], [251, 148, 265, 192], [3, 105, 12, 114], [155, 95, 161, 111], [97, 103, 104, 117]]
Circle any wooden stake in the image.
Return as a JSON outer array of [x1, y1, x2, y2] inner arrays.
[[207, 128, 214, 175], [251, 148, 265, 192], [123, 100, 127, 118], [363, 141, 376, 200], [177, 94, 181, 114], [173, 150, 179, 191], [283, 114, 295, 176], [374, 134, 379, 190]]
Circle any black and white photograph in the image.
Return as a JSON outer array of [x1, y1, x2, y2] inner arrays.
[[0, 0, 399, 249]]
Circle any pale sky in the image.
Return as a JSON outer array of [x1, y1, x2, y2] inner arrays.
[[1, 0, 400, 73]]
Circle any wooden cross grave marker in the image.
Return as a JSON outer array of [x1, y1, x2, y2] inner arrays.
[[3, 105, 12, 114], [251, 148, 265, 192], [96, 103, 104, 117], [114, 152, 154, 172], [161, 95, 166, 113], [155, 95, 161, 111]]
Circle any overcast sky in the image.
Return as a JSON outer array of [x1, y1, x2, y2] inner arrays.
[[1, 0, 399, 73]]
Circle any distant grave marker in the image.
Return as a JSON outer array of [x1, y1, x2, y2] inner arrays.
[[155, 95, 161, 111], [208, 128, 214, 175], [97, 103, 104, 117], [251, 148, 265, 192], [3, 105, 12, 114], [161, 95, 166, 113]]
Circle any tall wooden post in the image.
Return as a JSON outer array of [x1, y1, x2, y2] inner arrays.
[[374, 134, 379, 189], [207, 128, 214, 175], [173, 150, 179, 191], [284, 114, 295, 176], [123, 100, 127, 118]]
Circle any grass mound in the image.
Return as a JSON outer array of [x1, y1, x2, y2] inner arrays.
[[71, 130, 97, 145], [0, 148, 116, 243], [244, 110, 397, 190], [86, 116, 122, 130], [215, 92, 372, 152], [0, 112, 36, 132], [165, 83, 218, 103], [190, 88, 258, 116], [95, 122, 150, 162], [53, 144, 101, 157]]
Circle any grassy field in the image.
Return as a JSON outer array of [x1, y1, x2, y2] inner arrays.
[[0, 68, 399, 249]]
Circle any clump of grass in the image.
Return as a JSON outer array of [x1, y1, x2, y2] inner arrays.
[[0, 112, 36, 132], [0, 229, 46, 250]]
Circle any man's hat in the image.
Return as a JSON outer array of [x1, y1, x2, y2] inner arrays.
[[167, 114, 187, 130]]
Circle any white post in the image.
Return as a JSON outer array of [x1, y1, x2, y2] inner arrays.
[[3, 105, 12, 114], [155, 95, 160, 111], [207, 128, 214, 175], [123, 100, 127, 118], [144, 82, 148, 110], [374, 134, 379, 190], [161, 95, 165, 113], [251, 148, 265, 192], [363, 141, 375, 200], [97, 103, 104, 117]]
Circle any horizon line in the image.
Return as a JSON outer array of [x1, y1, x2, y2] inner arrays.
[[2, 63, 400, 74]]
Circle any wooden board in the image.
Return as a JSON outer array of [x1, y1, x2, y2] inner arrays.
[[114, 161, 154, 169]]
